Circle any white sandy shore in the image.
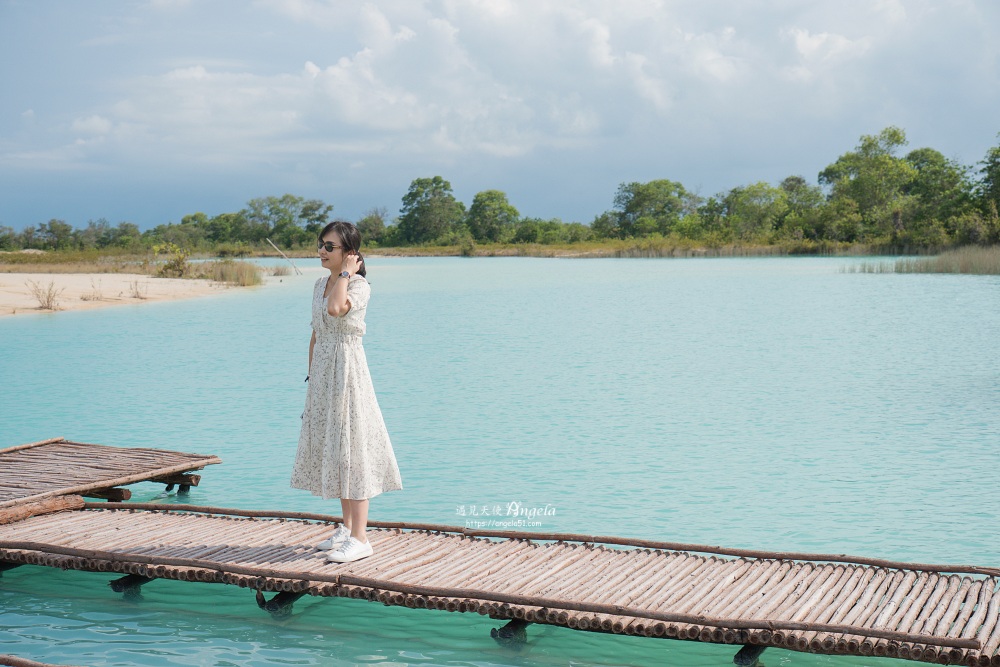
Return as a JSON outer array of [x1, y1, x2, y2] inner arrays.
[[0, 273, 238, 316]]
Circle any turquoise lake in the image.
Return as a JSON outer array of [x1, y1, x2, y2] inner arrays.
[[1, 256, 999, 666]]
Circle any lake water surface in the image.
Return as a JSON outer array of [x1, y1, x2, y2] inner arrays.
[[2, 256, 999, 666]]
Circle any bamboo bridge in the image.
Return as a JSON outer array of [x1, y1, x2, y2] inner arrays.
[[2, 438, 999, 667]]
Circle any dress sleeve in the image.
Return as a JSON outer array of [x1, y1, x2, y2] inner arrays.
[[346, 277, 371, 311], [310, 277, 324, 329]]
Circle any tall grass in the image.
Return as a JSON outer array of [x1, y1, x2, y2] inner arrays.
[[845, 246, 1000, 275], [194, 260, 264, 286], [1, 251, 264, 285]]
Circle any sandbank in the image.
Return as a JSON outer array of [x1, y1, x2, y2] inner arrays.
[[0, 273, 237, 316]]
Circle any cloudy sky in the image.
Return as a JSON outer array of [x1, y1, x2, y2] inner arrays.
[[1, 0, 998, 230]]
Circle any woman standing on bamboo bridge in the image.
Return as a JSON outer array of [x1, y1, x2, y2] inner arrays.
[[291, 220, 402, 563]]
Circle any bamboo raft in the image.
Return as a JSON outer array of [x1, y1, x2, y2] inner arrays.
[[2, 501, 999, 666], [0, 437, 221, 509]]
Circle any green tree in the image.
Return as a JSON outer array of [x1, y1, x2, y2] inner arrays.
[[978, 136, 1000, 217], [613, 179, 689, 238], [819, 126, 916, 237], [589, 212, 617, 239], [778, 176, 825, 240], [105, 222, 142, 249], [904, 148, 974, 224], [357, 207, 388, 244], [512, 217, 541, 243], [724, 182, 788, 241], [75, 219, 110, 249], [36, 219, 74, 250], [466, 190, 519, 242], [243, 194, 333, 247], [397, 176, 466, 244], [0, 225, 16, 250]]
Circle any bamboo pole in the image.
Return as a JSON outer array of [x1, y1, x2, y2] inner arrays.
[[0, 654, 84, 667], [0, 495, 84, 525], [265, 238, 303, 275], [0, 437, 65, 454]]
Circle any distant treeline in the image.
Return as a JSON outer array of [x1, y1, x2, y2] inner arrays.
[[3, 126, 999, 254]]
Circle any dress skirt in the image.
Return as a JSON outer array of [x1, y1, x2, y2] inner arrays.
[[291, 275, 402, 500]]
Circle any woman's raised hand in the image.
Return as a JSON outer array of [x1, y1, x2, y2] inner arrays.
[[342, 253, 363, 276]]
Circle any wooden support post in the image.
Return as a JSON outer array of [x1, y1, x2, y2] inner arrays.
[[84, 488, 132, 502], [734, 644, 767, 667], [151, 473, 202, 487], [109, 574, 154, 600], [255, 589, 307, 619], [491, 618, 530, 646]]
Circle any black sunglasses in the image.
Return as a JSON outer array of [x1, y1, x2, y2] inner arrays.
[[318, 242, 342, 252]]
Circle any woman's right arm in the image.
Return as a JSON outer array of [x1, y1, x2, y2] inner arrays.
[[308, 330, 316, 374]]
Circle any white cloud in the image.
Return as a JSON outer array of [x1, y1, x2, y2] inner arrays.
[[71, 115, 114, 135], [2, 0, 999, 224], [787, 28, 871, 62]]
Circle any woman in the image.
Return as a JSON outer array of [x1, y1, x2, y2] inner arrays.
[[291, 221, 402, 563]]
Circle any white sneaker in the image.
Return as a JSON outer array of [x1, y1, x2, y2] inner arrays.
[[326, 536, 373, 563], [317, 524, 351, 551]]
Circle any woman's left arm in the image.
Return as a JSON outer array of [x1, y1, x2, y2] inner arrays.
[[326, 254, 363, 317]]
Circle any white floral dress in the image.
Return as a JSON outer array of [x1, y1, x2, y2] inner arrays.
[[291, 274, 403, 500]]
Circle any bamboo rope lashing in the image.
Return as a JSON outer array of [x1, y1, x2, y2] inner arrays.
[[82, 503, 1000, 578]]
